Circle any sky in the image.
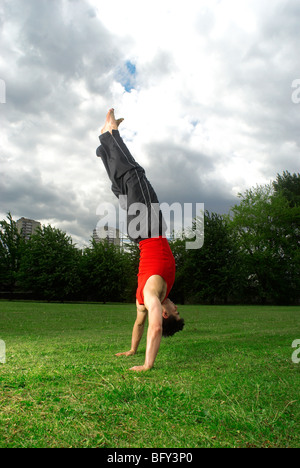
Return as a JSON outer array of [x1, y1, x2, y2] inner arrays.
[[0, 0, 299, 247]]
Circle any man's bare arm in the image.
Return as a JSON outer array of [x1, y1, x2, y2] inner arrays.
[[115, 303, 147, 357], [130, 290, 163, 372], [130, 276, 166, 372]]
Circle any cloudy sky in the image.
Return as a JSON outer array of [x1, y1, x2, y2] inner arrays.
[[0, 0, 299, 246]]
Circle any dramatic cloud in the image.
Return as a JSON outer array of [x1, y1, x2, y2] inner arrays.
[[0, 0, 299, 246]]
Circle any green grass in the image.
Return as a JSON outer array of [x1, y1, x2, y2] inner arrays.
[[0, 301, 299, 448]]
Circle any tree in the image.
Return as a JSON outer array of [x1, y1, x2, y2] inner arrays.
[[230, 182, 300, 304], [18, 225, 82, 301], [0, 212, 23, 295], [169, 237, 187, 304], [174, 212, 240, 304], [273, 171, 300, 208], [81, 240, 131, 302]]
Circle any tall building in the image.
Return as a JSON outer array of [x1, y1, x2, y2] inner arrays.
[[17, 217, 41, 240], [93, 226, 121, 247]]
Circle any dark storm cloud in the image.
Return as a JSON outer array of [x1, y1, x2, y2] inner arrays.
[[0, 0, 131, 244], [2, 0, 123, 115], [186, 0, 300, 187], [1, 166, 78, 221], [143, 141, 235, 214], [205, 1, 300, 146], [1, 0, 300, 246]]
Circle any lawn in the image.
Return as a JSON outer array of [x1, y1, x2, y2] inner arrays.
[[0, 301, 299, 448]]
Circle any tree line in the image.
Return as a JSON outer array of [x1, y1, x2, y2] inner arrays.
[[0, 171, 299, 305]]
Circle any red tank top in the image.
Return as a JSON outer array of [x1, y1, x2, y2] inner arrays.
[[136, 237, 176, 305]]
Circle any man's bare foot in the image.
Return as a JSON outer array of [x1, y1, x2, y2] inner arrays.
[[101, 108, 124, 134]]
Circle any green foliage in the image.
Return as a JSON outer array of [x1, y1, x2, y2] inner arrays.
[[18, 225, 82, 301], [0, 212, 23, 293], [1, 171, 299, 304], [80, 240, 132, 302], [273, 170, 300, 208], [229, 182, 300, 304], [170, 212, 240, 304]]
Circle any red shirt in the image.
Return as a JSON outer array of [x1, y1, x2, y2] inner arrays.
[[136, 237, 176, 306]]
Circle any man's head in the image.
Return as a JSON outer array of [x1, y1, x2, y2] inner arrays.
[[162, 298, 185, 337]]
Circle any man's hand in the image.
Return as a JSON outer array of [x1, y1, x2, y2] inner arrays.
[[129, 365, 151, 372], [115, 350, 135, 357], [101, 108, 124, 134]]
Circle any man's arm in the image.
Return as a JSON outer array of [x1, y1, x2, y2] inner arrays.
[[130, 275, 166, 372], [130, 291, 163, 372], [115, 302, 147, 357]]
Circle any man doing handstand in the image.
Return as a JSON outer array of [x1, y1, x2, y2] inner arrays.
[[96, 109, 184, 372]]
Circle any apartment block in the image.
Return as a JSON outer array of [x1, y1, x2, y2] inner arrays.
[[17, 217, 41, 240], [92, 226, 121, 247]]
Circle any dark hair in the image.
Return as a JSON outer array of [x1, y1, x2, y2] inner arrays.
[[162, 316, 185, 337]]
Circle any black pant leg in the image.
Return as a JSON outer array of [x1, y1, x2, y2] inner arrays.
[[124, 170, 167, 241], [96, 130, 144, 196], [96, 130, 166, 241]]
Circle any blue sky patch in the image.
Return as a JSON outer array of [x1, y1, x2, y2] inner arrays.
[[117, 60, 136, 92], [126, 61, 136, 76]]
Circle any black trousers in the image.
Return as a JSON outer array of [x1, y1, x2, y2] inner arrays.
[[96, 130, 166, 243]]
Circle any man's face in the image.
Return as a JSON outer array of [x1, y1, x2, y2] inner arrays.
[[162, 299, 180, 321]]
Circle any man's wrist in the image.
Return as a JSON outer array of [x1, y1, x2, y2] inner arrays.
[[143, 364, 152, 371]]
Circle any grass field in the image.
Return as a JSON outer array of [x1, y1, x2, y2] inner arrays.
[[0, 301, 299, 448]]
